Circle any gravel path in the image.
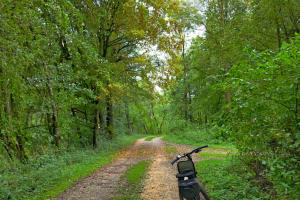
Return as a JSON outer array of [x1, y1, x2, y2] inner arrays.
[[55, 137, 225, 200], [55, 138, 149, 200]]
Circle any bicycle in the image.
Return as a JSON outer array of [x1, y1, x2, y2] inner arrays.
[[171, 145, 210, 200]]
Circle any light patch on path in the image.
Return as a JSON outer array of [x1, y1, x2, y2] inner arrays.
[[141, 137, 179, 200]]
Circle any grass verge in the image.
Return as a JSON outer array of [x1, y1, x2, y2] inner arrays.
[[145, 136, 156, 141], [113, 160, 150, 200], [163, 129, 235, 149], [196, 157, 269, 200], [0, 134, 144, 200], [164, 131, 269, 199]]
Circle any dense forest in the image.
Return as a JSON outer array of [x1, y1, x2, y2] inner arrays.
[[0, 0, 299, 199]]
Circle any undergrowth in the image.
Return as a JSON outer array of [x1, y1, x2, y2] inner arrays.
[[196, 157, 269, 200], [164, 130, 274, 199], [163, 128, 234, 148], [0, 134, 144, 200]]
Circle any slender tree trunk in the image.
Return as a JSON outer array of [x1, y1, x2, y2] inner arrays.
[[295, 81, 299, 130], [276, 18, 282, 50], [99, 108, 105, 135], [188, 90, 193, 122], [44, 64, 60, 147], [124, 98, 133, 135], [159, 111, 167, 135], [93, 102, 100, 148], [4, 79, 13, 132], [226, 90, 232, 111], [106, 94, 115, 139], [182, 37, 189, 122], [198, 112, 202, 125], [16, 133, 27, 162], [71, 108, 81, 142], [2, 79, 14, 159]]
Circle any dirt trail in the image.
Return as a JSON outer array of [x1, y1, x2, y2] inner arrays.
[[56, 138, 151, 200], [141, 137, 179, 200], [56, 137, 223, 200]]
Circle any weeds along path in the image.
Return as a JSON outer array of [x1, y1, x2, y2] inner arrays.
[[56, 138, 152, 200]]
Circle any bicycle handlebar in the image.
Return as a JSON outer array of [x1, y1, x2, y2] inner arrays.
[[171, 157, 179, 165], [171, 145, 208, 165]]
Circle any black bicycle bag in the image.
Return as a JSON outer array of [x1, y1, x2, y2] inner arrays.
[[178, 177, 201, 198], [177, 159, 201, 198]]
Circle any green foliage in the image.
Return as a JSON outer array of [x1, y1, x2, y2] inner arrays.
[[164, 0, 300, 197], [197, 158, 269, 200], [223, 35, 300, 198], [163, 128, 233, 147], [0, 135, 143, 200]]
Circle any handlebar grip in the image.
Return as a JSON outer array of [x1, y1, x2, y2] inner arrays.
[[194, 145, 209, 153], [171, 157, 179, 165]]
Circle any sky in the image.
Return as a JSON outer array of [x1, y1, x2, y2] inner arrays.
[[152, 0, 204, 93]]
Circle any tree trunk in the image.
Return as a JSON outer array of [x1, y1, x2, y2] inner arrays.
[[44, 64, 60, 147], [198, 112, 202, 125], [2, 79, 14, 159], [71, 108, 81, 145], [106, 94, 115, 139], [124, 98, 133, 135], [159, 111, 167, 135], [276, 18, 282, 50], [99, 108, 105, 135], [182, 37, 189, 122], [4, 79, 13, 132], [295, 81, 299, 130], [188, 90, 193, 122], [226, 90, 232, 111], [93, 103, 100, 148]]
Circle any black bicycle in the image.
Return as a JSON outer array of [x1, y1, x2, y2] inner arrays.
[[171, 145, 210, 200]]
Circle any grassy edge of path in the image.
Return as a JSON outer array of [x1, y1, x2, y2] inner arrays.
[[0, 135, 144, 200], [113, 160, 150, 200], [162, 134, 272, 200], [40, 135, 144, 200]]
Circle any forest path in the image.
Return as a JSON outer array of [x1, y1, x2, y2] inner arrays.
[[56, 137, 225, 200], [55, 138, 151, 200]]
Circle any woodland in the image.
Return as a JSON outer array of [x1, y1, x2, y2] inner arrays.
[[0, 0, 299, 199]]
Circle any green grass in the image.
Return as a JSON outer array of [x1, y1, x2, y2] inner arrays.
[[163, 130, 269, 199], [0, 134, 144, 200], [196, 158, 269, 200], [113, 160, 150, 200], [165, 145, 177, 154], [199, 152, 229, 159], [145, 136, 156, 141], [163, 129, 235, 149]]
